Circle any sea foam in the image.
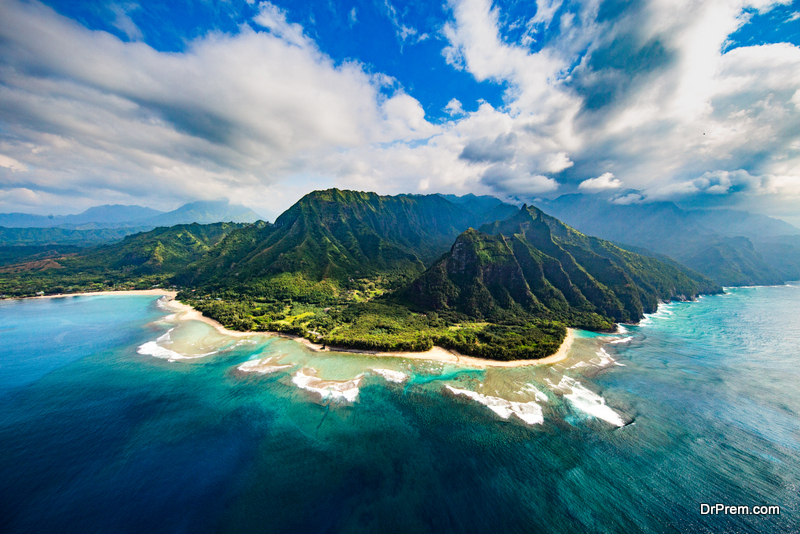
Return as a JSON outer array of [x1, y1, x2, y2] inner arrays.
[[292, 368, 363, 402], [521, 383, 549, 402], [591, 347, 625, 367], [136, 328, 216, 362], [608, 336, 633, 344], [546, 376, 625, 427], [445, 386, 544, 425], [372, 368, 408, 383], [237, 357, 292, 375]]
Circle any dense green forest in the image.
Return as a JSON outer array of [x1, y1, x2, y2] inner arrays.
[[1, 190, 723, 361]]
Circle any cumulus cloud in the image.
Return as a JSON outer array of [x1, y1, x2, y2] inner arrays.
[[579, 172, 622, 191], [444, 98, 464, 116], [0, 0, 439, 215], [0, 0, 798, 221]]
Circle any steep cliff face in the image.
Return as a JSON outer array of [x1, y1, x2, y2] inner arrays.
[[176, 189, 518, 298], [405, 206, 721, 329]]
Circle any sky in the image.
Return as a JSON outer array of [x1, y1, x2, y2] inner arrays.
[[0, 0, 799, 224]]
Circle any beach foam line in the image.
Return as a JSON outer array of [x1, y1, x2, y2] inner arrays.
[[445, 385, 544, 425], [545, 376, 625, 427], [292, 368, 363, 402], [371, 368, 408, 383]]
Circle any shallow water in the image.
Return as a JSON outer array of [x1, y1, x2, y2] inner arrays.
[[0, 287, 798, 533]]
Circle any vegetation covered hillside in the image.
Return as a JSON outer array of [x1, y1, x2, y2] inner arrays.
[[181, 199, 720, 361], [0, 223, 245, 297], [1, 190, 724, 361], [403, 206, 719, 332], [177, 189, 515, 301]]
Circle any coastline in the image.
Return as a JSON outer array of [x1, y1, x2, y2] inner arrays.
[[271, 326, 576, 369], [160, 297, 575, 367], [162, 298, 257, 338], [16, 289, 576, 368], [23, 289, 178, 300]]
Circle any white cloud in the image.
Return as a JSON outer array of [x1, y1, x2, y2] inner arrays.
[[0, 154, 27, 172], [0, 0, 438, 216], [444, 98, 465, 116], [579, 172, 622, 191], [612, 193, 643, 205], [0, 0, 799, 220], [109, 3, 143, 41], [382, 0, 420, 44], [252, 2, 307, 47], [528, 0, 563, 30]]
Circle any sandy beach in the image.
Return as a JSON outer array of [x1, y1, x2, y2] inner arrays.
[[25, 289, 178, 300], [160, 297, 259, 338], [277, 326, 576, 368], [19, 289, 575, 367]]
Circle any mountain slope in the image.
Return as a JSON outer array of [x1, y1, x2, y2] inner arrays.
[[403, 206, 720, 329], [178, 189, 516, 299], [0, 226, 151, 246], [0, 223, 246, 297]]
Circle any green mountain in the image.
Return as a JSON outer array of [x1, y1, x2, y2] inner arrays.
[[0, 226, 150, 246], [0, 223, 245, 297], [403, 206, 721, 329], [1, 190, 725, 361], [178, 189, 516, 300]]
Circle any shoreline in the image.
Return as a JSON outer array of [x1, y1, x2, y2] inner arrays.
[[160, 297, 576, 367], [162, 298, 258, 338], [21, 289, 178, 300], [266, 326, 576, 369], [16, 289, 576, 368]]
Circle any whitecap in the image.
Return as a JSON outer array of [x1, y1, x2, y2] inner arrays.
[[608, 336, 633, 344], [136, 328, 217, 362], [521, 384, 548, 402], [292, 368, 362, 403], [237, 357, 292, 375], [546, 376, 625, 427], [372, 368, 408, 383], [445, 386, 544, 425], [137, 341, 184, 361], [569, 361, 590, 369]]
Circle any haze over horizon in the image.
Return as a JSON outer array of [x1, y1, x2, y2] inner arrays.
[[1, 0, 799, 224]]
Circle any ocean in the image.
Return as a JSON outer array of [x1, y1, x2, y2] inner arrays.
[[0, 286, 798, 533]]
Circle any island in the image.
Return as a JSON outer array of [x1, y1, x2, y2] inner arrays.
[[0, 189, 721, 361]]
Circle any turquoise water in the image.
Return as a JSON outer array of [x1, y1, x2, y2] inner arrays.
[[0, 287, 798, 533]]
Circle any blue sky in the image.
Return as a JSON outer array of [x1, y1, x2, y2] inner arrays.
[[0, 0, 799, 223]]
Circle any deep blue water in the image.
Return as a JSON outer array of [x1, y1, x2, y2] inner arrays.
[[0, 287, 798, 533]]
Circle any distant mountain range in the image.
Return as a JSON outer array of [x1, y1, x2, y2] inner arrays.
[[0, 200, 262, 230], [534, 194, 800, 286]]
